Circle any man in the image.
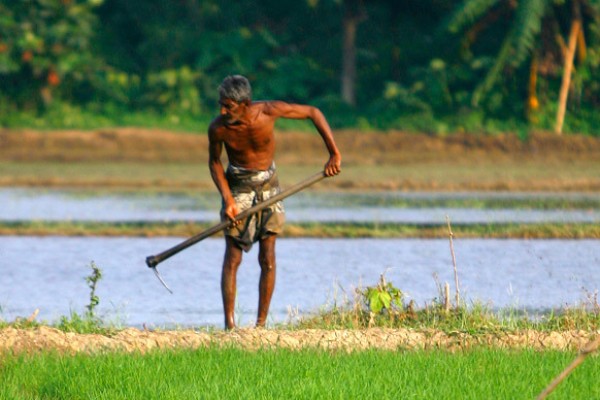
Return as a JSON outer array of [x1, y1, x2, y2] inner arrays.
[[208, 75, 341, 330]]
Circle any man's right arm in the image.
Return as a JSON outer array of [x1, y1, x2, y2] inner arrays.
[[208, 124, 238, 221]]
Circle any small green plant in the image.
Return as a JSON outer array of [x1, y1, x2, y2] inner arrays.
[[57, 311, 99, 334], [57, 261, 105, 333], [85, 261, 103, 319], [362, 273, 404, 314]]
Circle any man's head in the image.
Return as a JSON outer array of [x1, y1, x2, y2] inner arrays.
[[219, 75, 252, 103], [218, 75, 252, 124]]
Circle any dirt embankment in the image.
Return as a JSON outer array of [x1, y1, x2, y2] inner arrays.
[[1, 128, 600, 191], [1, 128, 599, 164], [1, 326, 598, 355]]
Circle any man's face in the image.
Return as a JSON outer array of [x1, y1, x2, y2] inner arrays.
[[219, 98, 245, 124]]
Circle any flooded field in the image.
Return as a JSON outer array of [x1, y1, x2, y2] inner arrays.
[[0, 188, 598, 329], [1, 236, 598, 329], [1, 188, 600, 224]]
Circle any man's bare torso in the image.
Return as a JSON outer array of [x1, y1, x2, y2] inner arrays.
[[211, 102, 277, 171]]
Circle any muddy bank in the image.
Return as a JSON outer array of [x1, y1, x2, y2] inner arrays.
[[1, 326, 597, 354], [1, 128, 599, 191], [1, 128, 599, 163]]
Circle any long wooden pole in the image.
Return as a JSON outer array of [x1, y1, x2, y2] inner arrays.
[[537, 335, 600, 399], [146, 171, 328, 269]]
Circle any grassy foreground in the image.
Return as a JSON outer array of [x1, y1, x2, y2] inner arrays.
[[1, 347, 599, 399]]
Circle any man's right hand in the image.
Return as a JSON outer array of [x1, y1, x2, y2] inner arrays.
[[224, 200, 242, 226]]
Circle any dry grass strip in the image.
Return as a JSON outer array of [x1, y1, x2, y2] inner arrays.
[[1, 327, 598, 355]]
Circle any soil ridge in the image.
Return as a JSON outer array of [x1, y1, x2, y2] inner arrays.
[[1, 326, 597, 354]]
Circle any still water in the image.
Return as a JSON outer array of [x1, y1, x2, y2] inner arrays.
[[1, 236, 598, 328], [1, 188, 600, 223]]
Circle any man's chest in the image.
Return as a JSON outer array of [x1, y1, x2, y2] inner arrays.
[[223, 125, 275, 153]]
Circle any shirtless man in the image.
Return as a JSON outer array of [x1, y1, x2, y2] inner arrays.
[[208, 75, 342, 330]]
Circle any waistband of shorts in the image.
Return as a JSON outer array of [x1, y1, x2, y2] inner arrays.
[[226, 162, 277, 190], [226, 161, 276, 175]]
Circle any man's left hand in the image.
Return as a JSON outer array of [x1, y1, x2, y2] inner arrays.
[[324, 153, 342, 177]]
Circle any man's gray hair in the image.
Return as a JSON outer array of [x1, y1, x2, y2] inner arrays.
[[219, 75, 252, 102]]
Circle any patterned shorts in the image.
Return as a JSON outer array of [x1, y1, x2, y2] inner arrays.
[[222, 163, 285, 252]]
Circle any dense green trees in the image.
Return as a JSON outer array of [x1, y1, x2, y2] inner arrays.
[[445, 0, 600, 133], [0, 0, 101, 108], [0, 0, 598, 134]]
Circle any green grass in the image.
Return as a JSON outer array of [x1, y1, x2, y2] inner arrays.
[[297, 300, 600, 333], [0, 347, 598, 399], [0, 106, 213, 133], [0, 161, 214, 189], [2, 159, 600, 192], [1, 220, 599, 239]]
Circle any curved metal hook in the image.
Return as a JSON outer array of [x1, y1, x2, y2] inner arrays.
[[152, 266, 173, 294]]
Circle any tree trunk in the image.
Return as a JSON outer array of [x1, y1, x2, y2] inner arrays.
[[341, 16, 357, 106], [341, 0, 365, 107], [554, 2, 581, 135]]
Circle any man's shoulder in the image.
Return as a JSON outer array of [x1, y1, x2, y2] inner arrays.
[[257, 100, 294, 116], [208, 116, 227, 133], [251, 101, 271, 112]]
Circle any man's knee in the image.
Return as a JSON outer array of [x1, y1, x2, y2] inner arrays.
[[259, 261, 274, 272], [224, 238, 243, 270], [258, 249, 274, 271], [258, 236, 276, 271]]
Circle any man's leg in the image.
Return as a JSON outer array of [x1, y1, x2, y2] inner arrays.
[[256, 234, 277, 327], [221, 236, 243, 330]]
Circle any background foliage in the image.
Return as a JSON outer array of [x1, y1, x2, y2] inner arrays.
[[0, 0, 598, 134]]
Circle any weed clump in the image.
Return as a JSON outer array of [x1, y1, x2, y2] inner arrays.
[[294, 276, 600, 334], [57, 261, 110, 334]]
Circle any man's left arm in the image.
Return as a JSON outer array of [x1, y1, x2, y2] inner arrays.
[[266, 101, 341, 176], [305, 106, 341, 177]]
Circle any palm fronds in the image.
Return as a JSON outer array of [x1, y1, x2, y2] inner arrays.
[[472, 0, 549, 105], [445, 0, 502, 34], [509, 0, 548, 68]]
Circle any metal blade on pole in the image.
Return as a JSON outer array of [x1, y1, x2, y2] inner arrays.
[[152, 267, 173, 294]]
